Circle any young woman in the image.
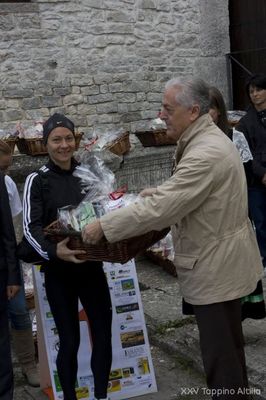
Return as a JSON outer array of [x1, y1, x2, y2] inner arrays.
[[22, 113, 112, 400], [237, 74, 266, 268], [208, 85, 230, 135]]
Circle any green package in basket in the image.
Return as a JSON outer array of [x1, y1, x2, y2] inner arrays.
[[71, 201, 96, 231]]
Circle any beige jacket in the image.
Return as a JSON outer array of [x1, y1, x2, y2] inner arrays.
[[101, 114, 263, 304]]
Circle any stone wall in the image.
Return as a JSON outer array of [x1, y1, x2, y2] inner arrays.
[[0, 0, 230, 135], [10, 143, 175, 195]]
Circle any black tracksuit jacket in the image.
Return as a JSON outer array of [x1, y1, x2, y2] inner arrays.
[[23, 158, 96, 268]]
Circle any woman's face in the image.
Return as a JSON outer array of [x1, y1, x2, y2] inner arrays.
[[46, 127, 76, 169], [209, 107, 220, 124], [249, 85, 266, 110], [0, 153, 12, 174]]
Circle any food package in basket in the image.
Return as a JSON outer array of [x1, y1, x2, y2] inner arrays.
[[78, 128, 130, 156], [45, 154, 169, 263], [0, 126, 19, 153]]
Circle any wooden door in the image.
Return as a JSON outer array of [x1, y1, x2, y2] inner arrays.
[[229, 0, 266, 109]]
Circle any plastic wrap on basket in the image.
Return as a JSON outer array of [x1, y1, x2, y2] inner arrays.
[[46, 155, 170, 263], [73, 156, 116, 198]]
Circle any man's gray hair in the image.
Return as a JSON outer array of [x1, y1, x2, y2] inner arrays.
[[165, 77, 210, 115]]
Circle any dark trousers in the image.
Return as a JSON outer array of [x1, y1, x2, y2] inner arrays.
[[0, 271, 13, 400], [44, 263, 112, 400], [248, 187, 266, 264], [193, 299, 250, 400]]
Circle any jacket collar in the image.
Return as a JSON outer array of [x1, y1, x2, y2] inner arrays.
[[46, 157, 79, 175], [175, 114, 213, 161]]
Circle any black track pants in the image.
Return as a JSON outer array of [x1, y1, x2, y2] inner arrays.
[[44, 263, 112, 400]]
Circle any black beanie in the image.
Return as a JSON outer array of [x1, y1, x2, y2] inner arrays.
[[42, 113, 75, 144]]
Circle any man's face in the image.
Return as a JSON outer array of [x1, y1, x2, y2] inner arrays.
[[249, 85, 266, 110], [160, 86, 200, 141]]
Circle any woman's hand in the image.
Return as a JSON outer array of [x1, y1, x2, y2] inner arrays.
[[82, 219, 104, 244], [56, 237, 86, 263], [7, 285, 20, 300], [139, 187, 158, 197]]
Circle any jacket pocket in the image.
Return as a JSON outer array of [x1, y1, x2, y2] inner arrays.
[[174, 254, 198, 270]]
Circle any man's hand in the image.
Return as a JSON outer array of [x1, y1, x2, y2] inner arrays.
[[262, 173, 266, 186], [139, 187, 158, 197], [7, 285, 20, 300], [82, 219, 104, 244], [56, 237, 86, 263]]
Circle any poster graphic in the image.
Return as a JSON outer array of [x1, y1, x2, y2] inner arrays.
[[33, 259, 157, 400]]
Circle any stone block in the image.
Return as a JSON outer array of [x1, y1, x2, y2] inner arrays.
[[96, 102, 118, 113], [3, 89, 34, 98], [115, 92, 136, 103], [5, 109, 24, 121], [94, 74, 113, 85], [81, 85, 100, 96], [42, 96, 63, 108], [121, 112, 142, 123], [21, 97, 41, 110], [63, 94, 84, 106], [139, 0, 157, 9], [53, 87, 72, 96], [71, 76, 94, 86], [109, 83, 124, 93], [88, 93, 113, 104], [106, 11, 134, 23]]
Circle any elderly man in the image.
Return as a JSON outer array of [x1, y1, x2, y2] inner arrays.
[[83, 77, 263, 398]]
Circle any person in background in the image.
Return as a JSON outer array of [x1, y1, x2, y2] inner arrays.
[[208, 88, 266, 322], [0, 140, 40, 387], [0, 170, 21, 400], [22, 114, 112, 400], [237, 73, 266, 271], [208, 86, 230, 136], [83, 77, 263, 399]]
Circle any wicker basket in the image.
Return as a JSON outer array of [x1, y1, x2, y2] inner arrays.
[[17, 138, 47, 156], [44, 220, 169, 264], [106, 132, 130, 156], [3, 138, 18, 154], [145, 250, 177, 277], [135, 129, 176, 147]]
